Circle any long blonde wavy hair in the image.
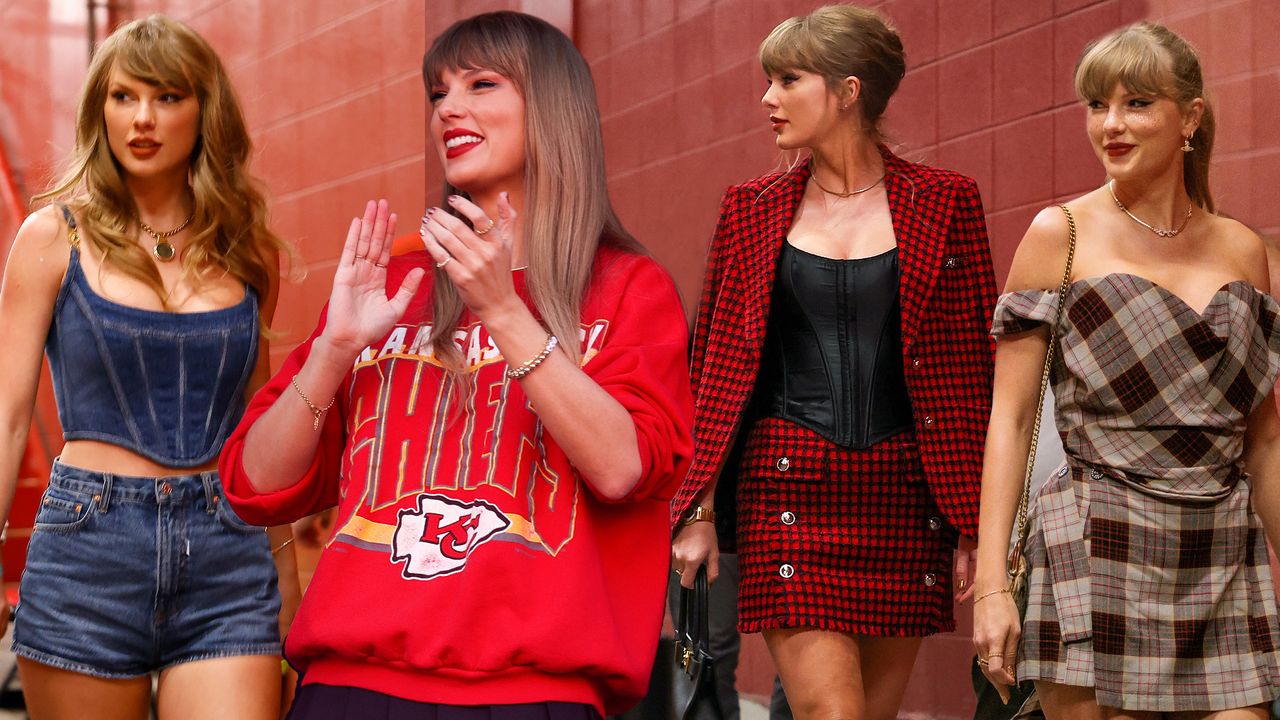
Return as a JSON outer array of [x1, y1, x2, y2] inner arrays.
[[421, 11, 640, 373], [35, 15, 289, 307]]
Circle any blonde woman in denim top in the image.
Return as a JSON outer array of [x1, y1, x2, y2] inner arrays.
[[0, 16, 298, 720]]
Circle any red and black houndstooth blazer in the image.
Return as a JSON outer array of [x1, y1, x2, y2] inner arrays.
[[671, 146, 996, 540]]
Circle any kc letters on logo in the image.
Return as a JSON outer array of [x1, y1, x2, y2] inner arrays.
[[391, 493, 511, 580]]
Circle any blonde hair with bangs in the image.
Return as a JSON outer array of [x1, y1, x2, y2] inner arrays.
[[36, 15, 290, 310], [1074, 22, 1215, 212], [759, 4, 905, 144], [421, 11, 639, 374]]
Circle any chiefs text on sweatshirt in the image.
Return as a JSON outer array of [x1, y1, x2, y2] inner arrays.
[[219, 246, 694, 714]]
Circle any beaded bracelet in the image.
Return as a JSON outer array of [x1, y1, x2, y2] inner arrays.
[[507, 334, 558, 380], [974, 587, 1011, 605], [290, 375, 335, 430]]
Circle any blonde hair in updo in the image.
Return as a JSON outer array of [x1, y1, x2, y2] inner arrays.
[[759, 4, 906, 144], [1074, 22, 1215, 212]]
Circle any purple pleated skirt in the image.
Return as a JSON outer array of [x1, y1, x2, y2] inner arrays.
[[286, 684, 603, 720]]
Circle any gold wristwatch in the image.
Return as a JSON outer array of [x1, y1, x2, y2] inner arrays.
[[682, 505, 716, 526]]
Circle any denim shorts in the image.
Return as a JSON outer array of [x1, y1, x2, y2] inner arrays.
[[12, 461, 281, 678]]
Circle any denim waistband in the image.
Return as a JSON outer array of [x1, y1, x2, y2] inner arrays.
[[49, 460, 224, 511]]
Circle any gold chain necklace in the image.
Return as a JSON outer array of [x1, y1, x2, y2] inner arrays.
[[1107, 181, 1192, 238], [138, 212, 194, 262], [809, 172, 885, 198]]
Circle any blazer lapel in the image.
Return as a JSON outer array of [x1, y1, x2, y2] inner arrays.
[[882, 147, 948, 352], [734, 163, 809, 348]]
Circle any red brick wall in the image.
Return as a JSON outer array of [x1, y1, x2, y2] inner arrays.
[[2, 1, 1278, 716]]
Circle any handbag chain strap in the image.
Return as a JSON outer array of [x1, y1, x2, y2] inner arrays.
[[1011, 205, 1077, 550]]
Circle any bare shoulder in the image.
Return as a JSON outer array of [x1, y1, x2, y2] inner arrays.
[[1205, 214, 1270, 290], [5, 206, 72, 282], [1004, 205, 1075, 293]]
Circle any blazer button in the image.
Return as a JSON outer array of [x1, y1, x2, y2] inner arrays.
[[912, 358, 922, 368], [924, 572, 937, 587], [776, 456, 791, 472], [923, 415, 934, 427], [1090, 468, 1103, 480], [779, 564, 795, 579], [780, 511, 796, 526], [1058, 465, 1069, 478], [927, 516, 942, 532]]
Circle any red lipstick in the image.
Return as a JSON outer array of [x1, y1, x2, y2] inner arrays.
[[127, 138, 161, 159], [443, 128, 484, 159], [1104, 142, 1134, 157]]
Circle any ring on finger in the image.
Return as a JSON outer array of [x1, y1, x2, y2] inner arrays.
[[374, 261, 388, 268], [474, 219, 496, 236], [436, 256, 453, 269], [674, 568, 683, 576], [976, 658, 989, 667]]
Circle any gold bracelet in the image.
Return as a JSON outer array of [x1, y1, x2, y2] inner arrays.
[[506, 334, 558, 380], [974, 587, 1011, 604], [271, 537, 296, 556], [290, 375, 335, 430]]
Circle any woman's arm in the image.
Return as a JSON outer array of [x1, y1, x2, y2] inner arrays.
[[1237, 225, 1280, 550], [940, 178, 999, 599], [239, 200, 424, 492], [245, 244, 302, 640], [971, 206, 1074, 696], [420, 195, 668, 501], [671, 188, 741, 587], [0, 209, 72, 631], [1245, 393, 1280, 551]]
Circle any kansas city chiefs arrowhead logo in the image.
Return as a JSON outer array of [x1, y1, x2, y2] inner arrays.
[[391, 493, 511, 580]]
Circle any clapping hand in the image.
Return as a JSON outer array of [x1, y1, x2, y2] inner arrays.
[[418, 193, 520, 320], [320, 200, 425, 356]]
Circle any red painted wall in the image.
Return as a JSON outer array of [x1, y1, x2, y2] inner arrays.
[[2, 0, 1278, 716]]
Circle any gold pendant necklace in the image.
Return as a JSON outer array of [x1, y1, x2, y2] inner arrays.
[[809, 172, 885, 198], [138, 211, 194, 262], [1108, 181, 1192, 238]]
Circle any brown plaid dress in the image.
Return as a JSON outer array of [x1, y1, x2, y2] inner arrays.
[[993, 273, 1280, 711]]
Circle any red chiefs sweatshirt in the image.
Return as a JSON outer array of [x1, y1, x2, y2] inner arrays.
[[219, 246, 693, 715]]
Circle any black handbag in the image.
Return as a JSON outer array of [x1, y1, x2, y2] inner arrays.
[[671, 565, 725, 720], [609, 565, 725, 720]]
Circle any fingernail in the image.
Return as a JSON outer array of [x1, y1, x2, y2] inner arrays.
[[447, 195, 460, 204]]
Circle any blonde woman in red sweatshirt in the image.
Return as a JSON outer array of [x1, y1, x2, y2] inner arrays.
[[219, 11, 693, 720]]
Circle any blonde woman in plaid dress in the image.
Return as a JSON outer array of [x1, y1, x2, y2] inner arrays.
[[973, 23, 1280, 718]]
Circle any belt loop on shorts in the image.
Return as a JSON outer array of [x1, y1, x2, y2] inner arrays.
[[201, 473, 218, 514], [97, 473, 113, 513]]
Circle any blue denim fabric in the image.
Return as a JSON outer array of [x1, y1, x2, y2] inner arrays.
[[12, 461, 281, 678], [45, 246, 259, 467]]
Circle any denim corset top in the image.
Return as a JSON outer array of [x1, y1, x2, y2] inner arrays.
[[45, 247, 260, 467]]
